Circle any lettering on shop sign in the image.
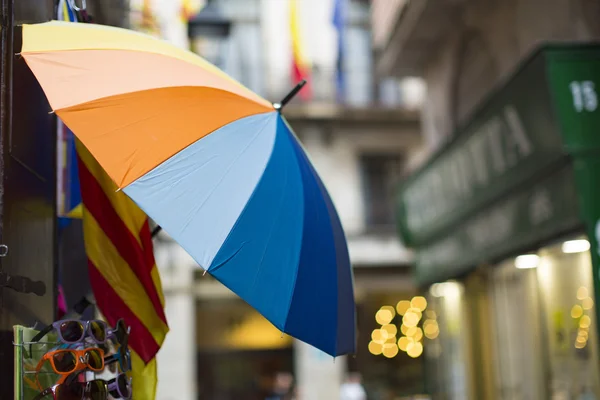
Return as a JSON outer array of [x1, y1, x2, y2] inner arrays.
[[418, 172, 563, 276], [529, 189, 553, 226], [403, 105, 533, 235]]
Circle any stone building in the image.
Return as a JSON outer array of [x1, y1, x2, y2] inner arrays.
[[374, 1, 600, 399], [375, 0, 600, 159]]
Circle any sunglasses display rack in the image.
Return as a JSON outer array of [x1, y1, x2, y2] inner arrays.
[[13, 322, 131, 400], [13, 324, 63, 400]]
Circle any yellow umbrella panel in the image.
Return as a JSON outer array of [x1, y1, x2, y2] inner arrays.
[[21, 21, 273, 189]]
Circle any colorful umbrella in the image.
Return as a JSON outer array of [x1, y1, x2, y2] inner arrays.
[[20, 21, 356, 356]]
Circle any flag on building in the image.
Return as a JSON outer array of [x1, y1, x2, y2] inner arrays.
[[332, 0, 346, 102], [130, 0, 161, 36], [180, 0, 205, 23], [76, 141, 169, 400], [289, 0, 312, 101]]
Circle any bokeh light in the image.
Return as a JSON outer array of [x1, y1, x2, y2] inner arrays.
[[403, 312, 420, 328], [398, 336, 410, 351], [371, 329, 388, 344], [381, 305, 396, 317], [424, 320, 439, 339], [411, 296, 427, 311], [411, 327, 423, 341], [368, 341, 383, 355], [571, 304, 584, 319], [376, 309, 394, 325], [382, 343, 399, 358], [408, 307, 423, 320], [396, 300, 411, 316], [407, 341, 423, 358], [400, 324, 409, 335], [580, 315, 591, 329], [405, 327, 417, 337], [382, 324, 398, 337], [371, 297, 435, 358], [583, 297, 594, 310], [577, 286, 589, 300]]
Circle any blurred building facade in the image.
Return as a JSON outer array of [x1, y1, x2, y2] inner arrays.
[[374, 0, 600, 399], [135, 0, 426, 399]]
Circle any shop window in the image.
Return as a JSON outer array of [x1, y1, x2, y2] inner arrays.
[[490, 236, 600, 399], [536, 237, 600, 398], [359, 153, 402, 231]]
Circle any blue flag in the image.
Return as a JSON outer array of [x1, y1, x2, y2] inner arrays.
[[332, 0, 346, 102]]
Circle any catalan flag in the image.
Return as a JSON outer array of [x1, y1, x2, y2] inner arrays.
[[290, 0, 312, 101], [76, 140, 168, 400], [180, 0, 205, 23], [130, 0, 160, 36]]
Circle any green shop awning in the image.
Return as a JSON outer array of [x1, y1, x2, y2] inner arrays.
[[396, 44, 600, 286]]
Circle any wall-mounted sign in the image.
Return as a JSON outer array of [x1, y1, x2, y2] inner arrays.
[[396, 44, 600, 285]]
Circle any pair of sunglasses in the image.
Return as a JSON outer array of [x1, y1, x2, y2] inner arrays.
[[35, 348, 104, 388], [33, 372, 132, 400], [105, 326, 131, 373], [31, 319, 127, 347]]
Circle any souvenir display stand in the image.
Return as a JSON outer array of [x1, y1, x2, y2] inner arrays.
[[13, 325, 60, 400], [13, 320, 130, 400]]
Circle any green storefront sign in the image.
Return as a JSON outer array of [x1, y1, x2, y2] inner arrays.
[[396, 44, 600, 288]]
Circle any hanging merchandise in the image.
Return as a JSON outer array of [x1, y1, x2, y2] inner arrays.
[[56, 0, 83, 224], [13, 319, 132, 400], [32, 373, 131, 400]]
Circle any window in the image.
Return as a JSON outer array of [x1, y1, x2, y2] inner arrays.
[[359, 153, 403, 229]]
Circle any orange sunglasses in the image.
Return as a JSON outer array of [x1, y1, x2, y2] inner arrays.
[[35, 347, 104, 389]]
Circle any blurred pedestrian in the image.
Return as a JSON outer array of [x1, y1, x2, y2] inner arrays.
[[340, 372, 366, 400], [265, 371, 295, 400]]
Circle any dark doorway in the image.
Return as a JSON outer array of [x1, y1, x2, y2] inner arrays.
[[0, 1, 56, 398]]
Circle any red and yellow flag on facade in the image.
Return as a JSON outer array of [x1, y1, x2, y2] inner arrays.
[[76, 141, 169, 400], [180, 0, 204, 23], [290, 0, 312, 100]]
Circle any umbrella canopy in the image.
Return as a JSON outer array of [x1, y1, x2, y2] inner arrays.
[[21, 21, 356, 356]]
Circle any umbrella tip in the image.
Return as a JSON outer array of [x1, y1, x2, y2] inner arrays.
[[277, 80, 307, 111], [202, 269, 207, 276]]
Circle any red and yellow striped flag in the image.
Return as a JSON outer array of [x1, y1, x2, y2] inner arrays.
[[180, 0, 204, 23], [290, 0, 312, 100], [75, 140, 169, 400]]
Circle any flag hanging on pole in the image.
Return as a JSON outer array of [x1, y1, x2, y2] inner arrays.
[[180, 0, 205, 23], [289, 0, 312, 101], [332, 0, 346, 102], [76, 140, 169, 400]]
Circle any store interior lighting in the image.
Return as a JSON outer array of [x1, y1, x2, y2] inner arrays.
[[514, 254, 540, 269], [430, 281, 461, 298], [562, 239, 590, 254]]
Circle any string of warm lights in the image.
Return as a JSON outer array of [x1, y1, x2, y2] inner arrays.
[[573, 286, 594, 350], [368, 296, 440, 359]]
